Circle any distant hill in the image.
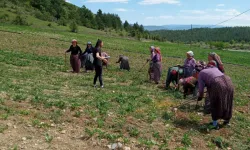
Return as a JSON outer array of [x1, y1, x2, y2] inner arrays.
[[144, 25, 223, 31]]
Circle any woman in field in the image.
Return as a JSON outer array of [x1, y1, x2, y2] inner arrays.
[[116, 55, 130, 71], [82, 42, 94, 72], [93, 39, 107, 88], [197, 66, 234, 129], [166, 51, 196, 89], [183, 51, 196, 77], [148, 46, 155, 81], [65, 39, 82, 73], [151, 47, 162, 84]]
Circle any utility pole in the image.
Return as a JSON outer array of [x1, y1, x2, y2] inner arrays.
[[190, 24, 193, 47]]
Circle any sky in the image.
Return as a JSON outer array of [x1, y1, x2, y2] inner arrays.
[[66, 0, 250, 26]]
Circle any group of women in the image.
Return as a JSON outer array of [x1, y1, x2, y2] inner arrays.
[[148, 46, 233, 129], [65, 39, 106, 88], [66, 40, 234, 130]]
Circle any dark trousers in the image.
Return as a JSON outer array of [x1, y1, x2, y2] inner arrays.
[[94, 66, 103, 86]]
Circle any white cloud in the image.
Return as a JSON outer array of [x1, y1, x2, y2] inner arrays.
[[146, 15, 174, 20], [65, 0, 71, 3], [217, 4, 225, 7], [215, 9, 240, 16], [115, 8, 128, 12], [139, 0, 180, 5], [85, 0, 128, 3], [180, 10, 206, 14]]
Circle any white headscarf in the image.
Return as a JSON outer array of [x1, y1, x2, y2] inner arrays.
[[187, 51, 194, 57]]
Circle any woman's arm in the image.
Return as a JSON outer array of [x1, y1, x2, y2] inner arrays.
[[198, 73, 205, 98], [65, 46, 72, 53], [82, 48, 87, 55], [78, 46, 83, 55]]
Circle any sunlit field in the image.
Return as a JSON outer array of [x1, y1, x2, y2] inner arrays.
[[0, 24, 250, 150]]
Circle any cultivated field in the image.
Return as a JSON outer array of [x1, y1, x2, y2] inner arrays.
[[0, 24, 250, 150]]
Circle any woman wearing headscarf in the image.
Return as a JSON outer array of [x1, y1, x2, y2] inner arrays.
[[93, 39, 107, 88], [208, 52, 225, 73], [116, 55, 130, 71], [184, 51, 196, 77], [65, 39, 82, 73], [148, 46, 155, 81], [197, 66, 234, 129], [151, 47, 162, 84], [166, 51, 196, 89], [82, 42, 94, 71]]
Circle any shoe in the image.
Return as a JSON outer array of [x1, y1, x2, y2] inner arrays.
[[101, 85, 104, 88], [223, 121, 231, 127], [94, 85, 97, 88]]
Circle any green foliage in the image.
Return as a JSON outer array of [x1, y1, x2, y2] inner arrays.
[[73, 111, 81, 118], [127, 126, 140, 137], [58, 17, 67, 26], [212, 136, 229, 149], [45, 133, 53, 143], [12, 15, 28, 25], [0, 14, 9, 22], [151, 27, 250, 43], [0, 125, 8, 133], [181, 133, 192, 147], [69, 21, 78, 33]]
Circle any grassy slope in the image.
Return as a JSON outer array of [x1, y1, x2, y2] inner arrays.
[[0, 9, 250, 150]]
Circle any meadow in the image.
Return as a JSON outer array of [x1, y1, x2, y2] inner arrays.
[[0, 22, 250, 150]]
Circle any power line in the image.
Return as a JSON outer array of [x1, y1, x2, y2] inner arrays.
[[208, 8, 250, 28]]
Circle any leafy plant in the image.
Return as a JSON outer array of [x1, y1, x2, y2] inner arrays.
[[181, 133, 192, 147], [70, 21, 78, 33], [127, 127, 140, 137], [45, 133, 53, 143]]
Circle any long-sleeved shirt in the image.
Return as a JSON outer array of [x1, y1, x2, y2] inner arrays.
[[66, 45, 82, 55], [93, 47, 102, 67], [184, 58, 196, 69], [82, 47, 93, 55], [198, 67, 224, 96], [152, 53, 161, 63]]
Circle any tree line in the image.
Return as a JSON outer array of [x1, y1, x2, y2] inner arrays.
[[2, 0, 154, 40], [150, 27, 250, 43]]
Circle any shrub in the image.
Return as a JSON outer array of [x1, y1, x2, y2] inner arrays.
[[12, 14, 28, 25], [0, 14, 9, 22], [58, 17, 67, 26], [70, 21, 78, 33]]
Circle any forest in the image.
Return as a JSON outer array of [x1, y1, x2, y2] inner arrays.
[[150, 27, 250, 43], [0, 0, 151, 39]]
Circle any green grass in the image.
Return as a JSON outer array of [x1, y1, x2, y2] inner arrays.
[[0, 18, 250, 149]]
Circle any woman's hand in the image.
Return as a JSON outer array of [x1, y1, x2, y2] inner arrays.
[[103, 59, 108, 64]]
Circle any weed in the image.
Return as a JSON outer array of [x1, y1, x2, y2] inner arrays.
[[153, 131, 160, 140], [19, 110, 30, 115], [54, 101, 66, 109], [181, 133, 192, 147], [13, 145, 18, 150], [0, 125, 8, 133], [50, 110, 62, 123], [207, 141, 216, 149], [138, 138, 157, 148], [85, 128, 97, 137], [1, 113, 9, 120], [97, 118, 105, 128], [70, 103, 81, 111], [73, 111, 81, 118], [127, 127, 140, 137], [45, 133, 53, 143], [212, 136, 229, 149], [162, 111, 174, 121]]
